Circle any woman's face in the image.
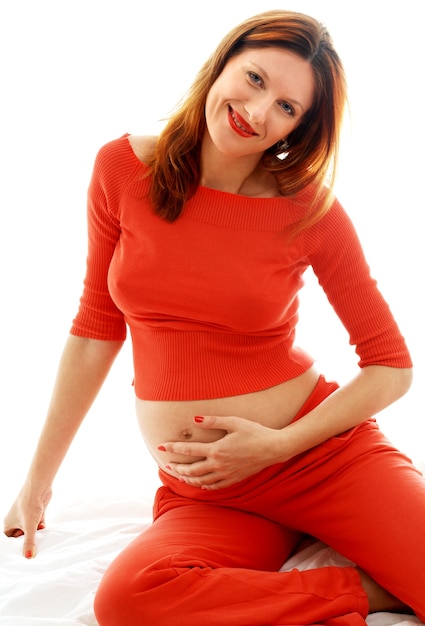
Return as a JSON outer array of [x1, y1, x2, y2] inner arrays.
[[205, 46, 315, 158]]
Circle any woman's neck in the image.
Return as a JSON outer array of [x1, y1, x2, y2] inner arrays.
[[199, 132, 276, 197]]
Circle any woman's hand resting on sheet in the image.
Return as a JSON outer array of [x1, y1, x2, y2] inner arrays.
[[3, 483, 52, 558], [158, 415, 286, 489]]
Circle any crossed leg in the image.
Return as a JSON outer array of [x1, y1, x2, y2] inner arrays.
[[94, 500, 368, 626]]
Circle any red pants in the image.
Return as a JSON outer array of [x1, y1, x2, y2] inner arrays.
[[94, 377, 425, 626]]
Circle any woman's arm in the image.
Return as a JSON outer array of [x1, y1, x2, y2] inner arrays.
[[274, 364, 412, 458], [3, 334, 124, 557]]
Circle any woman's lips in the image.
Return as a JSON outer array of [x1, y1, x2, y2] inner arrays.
[[228, 106, 257, 137]]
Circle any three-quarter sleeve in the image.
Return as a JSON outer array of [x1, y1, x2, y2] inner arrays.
[[71, 136, 140, 340], [304, 198, 412, 369]]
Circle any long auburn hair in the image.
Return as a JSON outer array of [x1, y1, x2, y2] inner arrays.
[[148, 10, 347, 231]]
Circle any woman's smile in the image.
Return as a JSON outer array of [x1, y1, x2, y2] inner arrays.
[[228, 106, 258, 137]]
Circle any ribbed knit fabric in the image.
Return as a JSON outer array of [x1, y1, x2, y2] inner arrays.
[[71, 134, 412, 400]]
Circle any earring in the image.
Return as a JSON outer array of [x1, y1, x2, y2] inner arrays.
[[276, 139, 289, 151]]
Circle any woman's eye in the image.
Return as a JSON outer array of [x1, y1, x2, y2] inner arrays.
[[280, 101, 295, 116], [248, 71, 263, 86]]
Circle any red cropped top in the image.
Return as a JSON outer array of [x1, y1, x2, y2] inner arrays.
[[70, 135, 412, 400]]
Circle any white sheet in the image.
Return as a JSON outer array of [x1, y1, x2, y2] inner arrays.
[[0, 496, 423, 626]]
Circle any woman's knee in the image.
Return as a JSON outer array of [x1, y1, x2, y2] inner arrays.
[[93, 557, 180, 626], [94, 569, 135, 626]]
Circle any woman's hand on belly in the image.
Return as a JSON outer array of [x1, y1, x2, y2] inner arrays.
[[157, 414, 284, 489]]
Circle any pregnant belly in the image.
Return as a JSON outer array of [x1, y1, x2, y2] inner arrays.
[[135, 367, 320, 470]]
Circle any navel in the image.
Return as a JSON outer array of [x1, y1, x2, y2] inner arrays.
[[179, 428, 193, 440]]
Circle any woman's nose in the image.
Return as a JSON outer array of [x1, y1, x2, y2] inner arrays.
[[243, 97, 271, 124]]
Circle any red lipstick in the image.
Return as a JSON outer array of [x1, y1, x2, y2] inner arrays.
[[228, 106, 257, 137]]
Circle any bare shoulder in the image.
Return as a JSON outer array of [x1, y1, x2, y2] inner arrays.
[[128, 134, 157, 163]]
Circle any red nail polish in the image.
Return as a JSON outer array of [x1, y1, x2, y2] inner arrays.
[[25, 549, 33, 559], [194, 415, 204, 423], [157, 445, 166, 451]]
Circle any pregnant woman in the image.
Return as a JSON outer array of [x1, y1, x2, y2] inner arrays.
[[5, 10, 425, 626]]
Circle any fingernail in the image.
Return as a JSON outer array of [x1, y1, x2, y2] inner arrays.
[[25, 549, 34, 559], [165, 464, 172, 471], [194, 415, 204, 423], [157, 445, 166, 451]]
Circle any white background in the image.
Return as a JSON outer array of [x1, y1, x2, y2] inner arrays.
[[1, 0, 423, 515]]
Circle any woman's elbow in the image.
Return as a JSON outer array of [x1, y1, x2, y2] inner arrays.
[[380, 365, 413, 400], [396, 366, 414, 396]]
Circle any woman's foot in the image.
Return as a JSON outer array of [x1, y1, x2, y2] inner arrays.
[[356, 568, 414, 614]]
